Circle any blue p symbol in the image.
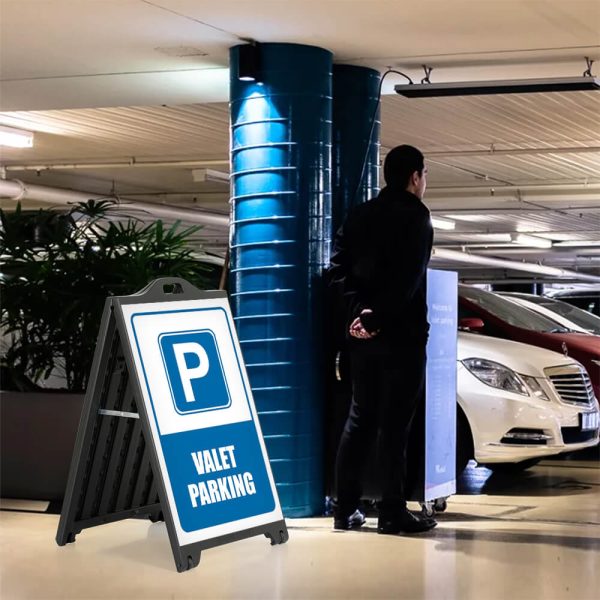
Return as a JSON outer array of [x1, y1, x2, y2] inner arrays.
[[160, 331, 231, 414]]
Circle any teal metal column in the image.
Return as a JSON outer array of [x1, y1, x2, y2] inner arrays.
[[322, 65, 381, 499], [332, 65, 381, 234], [229, 43, 332, 517]]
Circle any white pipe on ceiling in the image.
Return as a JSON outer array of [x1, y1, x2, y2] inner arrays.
[[432, 248, 600, 282], [7, 148, 599, 173], [426, 146, 600, 158], [427, 183, 600, 194], [3, 158, 229, 171], [0, 179, 229, 228], [2, 179, 597, 281]]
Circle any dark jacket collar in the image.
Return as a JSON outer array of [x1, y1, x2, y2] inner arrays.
[[378, 186, 421, 203]]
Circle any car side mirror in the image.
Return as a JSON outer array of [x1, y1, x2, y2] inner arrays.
[[459, 317, 485, 332]]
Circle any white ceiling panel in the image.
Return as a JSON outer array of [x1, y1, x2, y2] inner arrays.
[[1, 0, 599, 279], [381, 91, 600, 152], [0, 104, 230, 162]]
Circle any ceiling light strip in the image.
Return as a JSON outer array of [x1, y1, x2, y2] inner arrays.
[[431, 216, 456, 230], [395, 77, 600, 98], [511, 233, 553, 248], [0, 125, 34, 148]]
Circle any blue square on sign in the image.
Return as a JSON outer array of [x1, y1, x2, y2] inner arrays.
[[159, 330, 231, 415]]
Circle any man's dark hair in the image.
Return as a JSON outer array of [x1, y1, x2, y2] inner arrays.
[[383, 145, 424, 189]]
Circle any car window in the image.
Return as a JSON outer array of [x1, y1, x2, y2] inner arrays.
[[534, 298, 600, 334], [504, 293, 600, 334], [550, 291, 600, 317], [459, 286, 569, 332], [566, 297, 599, 316]]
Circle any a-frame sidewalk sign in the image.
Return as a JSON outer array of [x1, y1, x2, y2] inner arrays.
[[56, 278, 288, 572]]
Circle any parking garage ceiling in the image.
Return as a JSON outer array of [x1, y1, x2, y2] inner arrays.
[[1, 0, 599, 281]]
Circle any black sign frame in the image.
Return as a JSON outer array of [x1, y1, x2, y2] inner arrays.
[[56, 278, 288, 572]]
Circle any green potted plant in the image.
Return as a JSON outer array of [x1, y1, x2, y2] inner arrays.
[[0, 199, 218, 502]]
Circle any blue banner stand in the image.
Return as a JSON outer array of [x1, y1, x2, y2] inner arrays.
[[56, 278, 288, 572], [423, 269, 458, 505]]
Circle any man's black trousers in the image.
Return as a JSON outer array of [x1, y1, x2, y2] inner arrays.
[[335, 339, 426, 517]]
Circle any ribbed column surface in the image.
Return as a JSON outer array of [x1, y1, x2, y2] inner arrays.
[[322, 65, 381, 496], [229, 43, 332, 517], [331, 65, 381, 235]]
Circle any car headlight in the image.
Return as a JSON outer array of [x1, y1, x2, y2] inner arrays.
[[462, 358, 528, 396], [520, 375, 551, 401]]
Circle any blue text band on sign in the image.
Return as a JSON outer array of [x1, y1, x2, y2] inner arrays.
[[188, 444, 256, 508]]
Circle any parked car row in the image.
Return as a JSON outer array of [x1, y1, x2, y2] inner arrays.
[[455, 285, 600, 473], [458, 284, 600, 400]]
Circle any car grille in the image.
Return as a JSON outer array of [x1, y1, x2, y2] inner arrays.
[[544, 364, 595, 406]]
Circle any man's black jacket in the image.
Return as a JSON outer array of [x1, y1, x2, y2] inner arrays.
[[327, 186, 434, 344]]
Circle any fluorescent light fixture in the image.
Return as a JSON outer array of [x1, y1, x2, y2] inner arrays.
[[511, 233, 553, 248], [448, 214, 489, 223], [554, 240, 600, 248], [465, 233, 513, 243], [451, 243, 515, 249], [0, 125, 34, 148], [431, 216, 456, 230], [395, 76, 600, 98], [192, 168, 230, 184]]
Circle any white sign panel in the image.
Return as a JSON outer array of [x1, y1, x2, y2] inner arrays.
[[121, 298, 283, 546]]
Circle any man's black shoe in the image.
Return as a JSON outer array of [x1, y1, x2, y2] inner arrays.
[[333, 508, 367, 531], [377, 510, 437, 535]]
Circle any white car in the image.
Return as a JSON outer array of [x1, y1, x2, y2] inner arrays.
[[457, 331, 600, 471]]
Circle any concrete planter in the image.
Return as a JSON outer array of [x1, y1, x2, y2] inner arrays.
[[0, 391, 84, 501]]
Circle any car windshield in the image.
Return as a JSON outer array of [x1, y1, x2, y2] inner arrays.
[[550, 289, 600, 316], [459, 286, 570, 333], [509, 294, 600, 335]]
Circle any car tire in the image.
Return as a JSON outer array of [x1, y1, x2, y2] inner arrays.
[[456, 406, 473, 476]]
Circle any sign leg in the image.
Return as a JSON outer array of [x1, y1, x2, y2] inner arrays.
[[56, 528, 81, 546], [264, 520, 289, 545], [175, 547, 202, 572], [148, 510, 164, 523]]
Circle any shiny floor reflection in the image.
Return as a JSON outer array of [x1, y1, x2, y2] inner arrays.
[[1, 461, 598, 599]]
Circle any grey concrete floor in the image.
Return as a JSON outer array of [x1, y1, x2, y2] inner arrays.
[[1, 460, 599, 600]]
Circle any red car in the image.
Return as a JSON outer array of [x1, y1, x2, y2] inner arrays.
[[458, 285, 600, 401]]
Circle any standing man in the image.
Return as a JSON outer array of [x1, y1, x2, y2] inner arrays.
[[328, 144, 436, 534]]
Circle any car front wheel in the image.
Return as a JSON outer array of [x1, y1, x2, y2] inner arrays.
[[456, 406, 474, 476]]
